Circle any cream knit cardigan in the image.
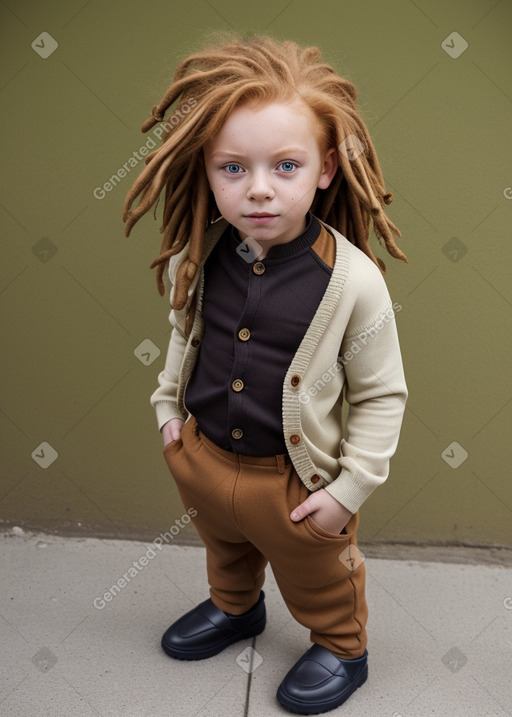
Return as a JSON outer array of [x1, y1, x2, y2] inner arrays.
[[151, 217, 408, 514]]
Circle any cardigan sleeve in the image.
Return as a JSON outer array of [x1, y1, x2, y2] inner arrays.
[[324, 265, 408, 513], [149, 249, 193, 430], [149, 305, 189, 430]]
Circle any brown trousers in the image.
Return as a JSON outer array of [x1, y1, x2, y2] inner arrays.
[[163, 416, 368, 659]]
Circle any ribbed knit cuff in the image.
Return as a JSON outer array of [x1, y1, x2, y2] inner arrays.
[[324, 471, 374, 515], [154, 400, 186, 432]]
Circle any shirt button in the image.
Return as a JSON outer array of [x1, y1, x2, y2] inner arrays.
[[238, 328, 251, 341], [232, 379, 244, 392], [290, 434, 301, 445], [252, 262, 265, 275], [191, 336, 200, 348], [311, 474, 321, 484], [231, 428, 244, 440], [290, 374, 301, 387]]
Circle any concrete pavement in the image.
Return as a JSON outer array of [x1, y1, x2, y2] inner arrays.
[[1, 530, 511, 716]]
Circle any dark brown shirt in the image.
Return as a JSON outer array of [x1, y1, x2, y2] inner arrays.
[[185, 213, 334, 455]]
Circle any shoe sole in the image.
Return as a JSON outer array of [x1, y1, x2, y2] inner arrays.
[[276, 664, 368, 715], [161, 614, 267, 661]]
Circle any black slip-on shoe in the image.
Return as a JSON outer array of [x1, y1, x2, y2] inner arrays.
[[161, 590, 266, 660], [276, 644, 368, 714]]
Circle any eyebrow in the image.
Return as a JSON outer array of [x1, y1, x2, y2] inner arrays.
[[209, 147, 307, 159]]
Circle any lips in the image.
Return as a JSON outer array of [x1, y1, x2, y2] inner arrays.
[[244, 213, 278, 225]]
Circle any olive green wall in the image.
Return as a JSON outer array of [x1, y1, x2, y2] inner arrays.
[[1, 0, 511, 548]]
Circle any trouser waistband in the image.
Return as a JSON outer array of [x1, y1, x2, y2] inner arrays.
[[189, 416, 292, 474]]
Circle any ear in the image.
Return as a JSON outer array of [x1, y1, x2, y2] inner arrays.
[[317, 147, 338, 190]]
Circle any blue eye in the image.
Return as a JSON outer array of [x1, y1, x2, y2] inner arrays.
[[280, 161, 296, 172], [225, 164, 242, 174]]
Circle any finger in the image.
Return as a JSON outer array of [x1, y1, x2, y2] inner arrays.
[[290, 498, 313, 522]]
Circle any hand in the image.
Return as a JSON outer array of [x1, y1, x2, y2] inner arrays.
[[290, 489, 352, 535], [161, 418, 184, 447]]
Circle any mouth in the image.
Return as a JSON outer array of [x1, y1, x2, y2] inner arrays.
[[245, 212, 278, 227], [244, 213, 278, 225]]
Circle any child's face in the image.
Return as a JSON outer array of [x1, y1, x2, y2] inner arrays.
[[203, 99, 337, 251]]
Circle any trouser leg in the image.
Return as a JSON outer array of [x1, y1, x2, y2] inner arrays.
[[230, 457, 368, 659], [162, 417, 267, 615]]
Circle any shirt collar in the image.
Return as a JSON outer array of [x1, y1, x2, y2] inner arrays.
[[229, 212, 321, 262]]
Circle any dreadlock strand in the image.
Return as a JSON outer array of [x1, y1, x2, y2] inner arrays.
[[157, 183, 192, 259], [187, 159, 209, 268], [122, 142, 182, 231], [351, 155, 383, 217], [161, 160, 196, 229], [167, 160, 210, 312], [140, 73, 204, 133], [338, 150, 375, 212], [135, 151, 184, 222], [374, 216, 408, 264], [346, 187, 383, 268]]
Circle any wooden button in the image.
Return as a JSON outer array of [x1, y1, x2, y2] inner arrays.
[[290, 374, 301, 387], [232, 379, 244, 392], [191, 336, 200, 348], [231, 428, 243, 440], [290, 434, 300, 445], [238, 328, 251, 341], [252, 262, 265, 275], [311, 474, 321, 484]]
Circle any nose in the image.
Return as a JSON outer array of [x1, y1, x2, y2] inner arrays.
[[247, 169, 275, 201]]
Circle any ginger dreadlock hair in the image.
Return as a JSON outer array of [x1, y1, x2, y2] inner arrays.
[[123, 32, 407, 316]]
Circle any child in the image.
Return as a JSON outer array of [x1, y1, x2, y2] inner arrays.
[[123, 33, 408, 715]]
